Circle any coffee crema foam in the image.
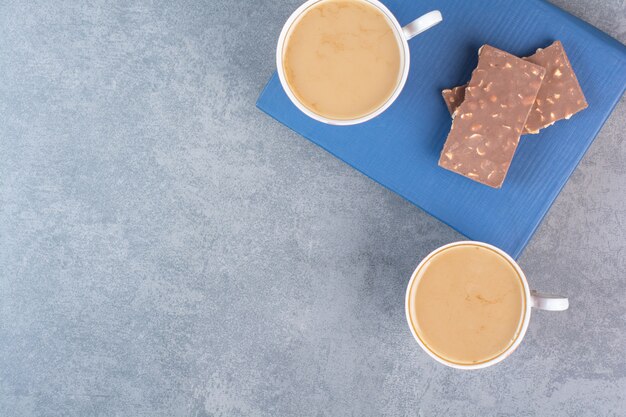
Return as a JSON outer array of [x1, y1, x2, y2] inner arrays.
[[282, 0, 402, 120]]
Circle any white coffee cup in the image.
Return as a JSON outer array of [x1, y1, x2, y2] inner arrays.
[[276, 0, 442, 125], [405, 241, 569, 370]]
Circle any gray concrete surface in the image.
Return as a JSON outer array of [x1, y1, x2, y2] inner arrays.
[[0, 0, 624, 416]]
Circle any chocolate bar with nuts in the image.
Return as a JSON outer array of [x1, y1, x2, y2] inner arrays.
[[441, 86, 465, 117], [438, 45, 545, 188], [442, 41, 587, 134], [522, 41, 588, 133]]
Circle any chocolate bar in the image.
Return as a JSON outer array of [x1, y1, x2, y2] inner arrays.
[[522, 41, 588, 133], [442, 41, 587, 134], [441, 86, 465, 117], [441, 84, 467, 119], [438, 45, 545, 188]]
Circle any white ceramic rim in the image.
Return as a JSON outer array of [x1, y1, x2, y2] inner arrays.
[[275, 0, 411, 126], [404, 241, 533, 370]]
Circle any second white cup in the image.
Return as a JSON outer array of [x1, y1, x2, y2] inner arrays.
[[276, 0, 442, 125]]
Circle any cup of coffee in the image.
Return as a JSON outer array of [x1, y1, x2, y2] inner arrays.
[[405, 241, 569, 370], [276, 0, 442, 125]]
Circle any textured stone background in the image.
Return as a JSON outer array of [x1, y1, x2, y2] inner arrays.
[[0, 1, 624, 416]]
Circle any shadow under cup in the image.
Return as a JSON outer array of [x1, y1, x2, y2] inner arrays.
[[276, 0, 408, 125], [406, 242, 529, 368]]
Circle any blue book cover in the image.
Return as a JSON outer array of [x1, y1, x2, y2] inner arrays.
[[257, 0, 626, 258]]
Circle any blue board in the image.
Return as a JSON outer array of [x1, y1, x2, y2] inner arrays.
[[257, 0, 626, 259]]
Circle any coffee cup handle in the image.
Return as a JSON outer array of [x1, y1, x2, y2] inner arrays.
[[530, 290, 569, 311], [402, 10, 443, 40]]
